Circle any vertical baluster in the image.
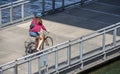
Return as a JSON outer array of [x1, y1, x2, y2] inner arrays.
[[80, 0, 84, 6], [42, 0, 45, 14], [10, 2, 13, 24], [62, 0, 65, 10], [113, 28, 117, 46], [21, 0, 24, 21], [55, 47, 58, 73], [102, 30, 106, 59], [67, 40, 71, 66], [14, 60, 18, 74], [80, 37, 83, 69], [52, 0, 55, 12], [0, 9, 2, 26], [0, 67, 3, 74], [38, 57, 41, 74], [28, 59, 32, 74]]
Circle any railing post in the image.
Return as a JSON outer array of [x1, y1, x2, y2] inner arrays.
[[0, 67, 3, 74], [52, 0, 55, 12], [42, 0, 45, 14], [0, 8, 2, 26], [102, 30, 106, 59], [38, 57, 41, 74], [38, 54, 48, 74], [80, 0, 84, 6], [14, 60, 18, 74], [55, 47, 59, 73], [10, 2, 13, 24], [21, 0, 24, 21], [28, 59, 32, 74], [62, 0, 65, 10], [113, 28, 117, 46], [80, 37, 83, 69], [67, 40, 71, 66]]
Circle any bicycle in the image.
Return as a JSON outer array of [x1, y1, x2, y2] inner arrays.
[[24, 31, 53, 55]]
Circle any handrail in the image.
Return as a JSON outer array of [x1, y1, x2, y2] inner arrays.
[[0, 0, 26, 8], [0, 1, 29, 10]]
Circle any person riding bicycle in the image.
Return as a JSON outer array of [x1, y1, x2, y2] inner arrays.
[[29, 12, 48, 52]]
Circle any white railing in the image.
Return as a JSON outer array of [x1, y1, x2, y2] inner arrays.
[[0, 0, 30, 27], [0, 22, 120, 74]]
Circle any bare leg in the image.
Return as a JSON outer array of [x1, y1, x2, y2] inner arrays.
[[35, 38, 38, 50], [36, 35, 44, 51]]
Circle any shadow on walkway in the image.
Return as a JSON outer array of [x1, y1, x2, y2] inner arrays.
[[43, 0, 120, 31]]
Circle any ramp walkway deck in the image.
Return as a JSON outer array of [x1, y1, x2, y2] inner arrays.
[[0, 0, 120, 74]]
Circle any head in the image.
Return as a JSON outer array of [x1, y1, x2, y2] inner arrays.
[[34, 13, 42, 24], [34, 13, 42, 18]]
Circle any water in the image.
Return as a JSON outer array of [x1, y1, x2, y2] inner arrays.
[[79, 57, 120, 74], [89, 60, 120, 74], [80, 57, 120, 74]]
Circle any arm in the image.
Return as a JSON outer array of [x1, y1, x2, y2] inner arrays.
[[41, 24, 47, 32]]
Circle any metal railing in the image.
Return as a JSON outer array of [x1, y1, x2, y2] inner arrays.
[[0, 0, 30, 27], [0, 22, 120, 74], [0, 0, 95, 27]]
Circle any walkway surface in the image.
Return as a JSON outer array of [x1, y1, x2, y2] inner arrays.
[[0, 0, 120, 65]]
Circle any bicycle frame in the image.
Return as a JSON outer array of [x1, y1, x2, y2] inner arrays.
[[24, 31, 53, 55]]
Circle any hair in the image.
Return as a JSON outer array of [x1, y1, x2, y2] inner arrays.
[[32, 16, 42, 25], [37, 18, 42, 24]]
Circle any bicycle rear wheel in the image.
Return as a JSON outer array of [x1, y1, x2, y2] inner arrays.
[[25, 42, 35, 55], [43, 36, 53, 49]]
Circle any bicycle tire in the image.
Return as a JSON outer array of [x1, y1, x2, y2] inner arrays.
[[42, 36, 53, 49], [25, 42, 35, 55]]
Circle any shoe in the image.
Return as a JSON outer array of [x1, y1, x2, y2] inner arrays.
[[33, 49, 39, 52]]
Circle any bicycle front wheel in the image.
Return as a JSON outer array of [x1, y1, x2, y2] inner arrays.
[[43, 36, 53, 49]]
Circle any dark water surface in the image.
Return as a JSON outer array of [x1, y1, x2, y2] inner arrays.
[[79, 57, 120, 74]]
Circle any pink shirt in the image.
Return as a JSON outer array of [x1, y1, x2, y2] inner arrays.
[[29, 19, 47, 32]]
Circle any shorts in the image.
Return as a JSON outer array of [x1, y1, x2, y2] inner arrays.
[[29, 31, 39, 37]]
